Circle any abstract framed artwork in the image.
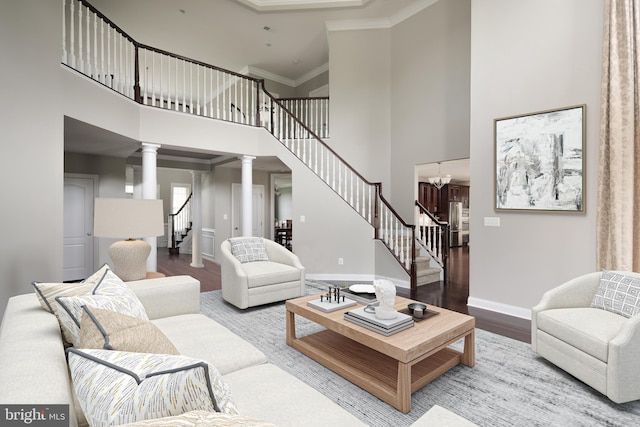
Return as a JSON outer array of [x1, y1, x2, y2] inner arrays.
[[494, 104, 586, 212]]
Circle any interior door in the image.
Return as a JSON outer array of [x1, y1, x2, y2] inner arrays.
[[63, 176, 96, 281], [232, 184, 264, 237]]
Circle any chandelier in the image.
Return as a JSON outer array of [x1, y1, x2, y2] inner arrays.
[[427, 163, 451, 190]]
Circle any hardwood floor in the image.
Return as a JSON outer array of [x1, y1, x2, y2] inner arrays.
[[156, 245, 531, 343], [156, 250, 221, 293]]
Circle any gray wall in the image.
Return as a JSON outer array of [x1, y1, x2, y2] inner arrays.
[[469, 0, 603, 315], [0, 0, 63, 314], [328, 28, 392, 186], [390, 0, 471, 219]]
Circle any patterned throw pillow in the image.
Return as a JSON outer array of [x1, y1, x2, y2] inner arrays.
[[591, 270, 640, 318], [79, 306, 179, 354], [56, 269, 148, 346], [118, 411, 275, 427], [67, 349, 238, 427], [229, 237, 269, 263], [32, 263, 111, 313]]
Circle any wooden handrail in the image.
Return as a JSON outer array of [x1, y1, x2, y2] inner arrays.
[[262, 85, 377, 188]]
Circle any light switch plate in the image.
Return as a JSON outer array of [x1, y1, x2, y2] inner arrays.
[[484, 217, 500, 227]]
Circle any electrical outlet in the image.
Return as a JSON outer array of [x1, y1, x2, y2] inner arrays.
[[338, 258, 344, 265], [300, 215, 306, 223]]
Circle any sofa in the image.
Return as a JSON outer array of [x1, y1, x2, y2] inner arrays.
[[220, 237, 305, 309], [0, 273, 366, 426], [531, 270, 640, 404]]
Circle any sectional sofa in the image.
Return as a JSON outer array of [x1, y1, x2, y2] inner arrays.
[[0, 273, 367, 426]]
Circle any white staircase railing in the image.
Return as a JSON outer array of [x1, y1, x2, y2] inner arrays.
[[277, 97, 330, 139]]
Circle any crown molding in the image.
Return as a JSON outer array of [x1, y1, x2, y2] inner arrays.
[[242, 66, 296, 87], [327, 0, 441, 31], [233, 0, 370, 12], [243, 63, 329, 88], [295, 62, 329, 86]]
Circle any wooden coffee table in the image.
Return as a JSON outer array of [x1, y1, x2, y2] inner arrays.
[[285, 294, 475, 413]]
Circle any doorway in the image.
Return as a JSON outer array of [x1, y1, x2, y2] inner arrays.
[[63, 174, 98, 281]]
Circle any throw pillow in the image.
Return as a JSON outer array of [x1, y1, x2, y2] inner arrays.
[[56, 269, 149, 346], [32, 263, 111, 313], [67, 349, 238, 427], [229, 237, 269, 263], [118, 411, 275, 427], [591, 270, 640, 318], [79, 306, 179, 354]]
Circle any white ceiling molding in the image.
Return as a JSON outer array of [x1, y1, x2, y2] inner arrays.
[[326, 0, 441, 32], [295, 62, 329, 87], [242, 66, 296, 87], [233, 0, 371, 12], [325, 18, 392, 32], [243, 63, 329, 88]]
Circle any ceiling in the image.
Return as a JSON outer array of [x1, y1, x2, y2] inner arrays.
[[416, 158, 470, 184], [87, 0, 433, 83]]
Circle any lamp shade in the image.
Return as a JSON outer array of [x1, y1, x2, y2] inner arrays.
[[94, 198, 164, 239]]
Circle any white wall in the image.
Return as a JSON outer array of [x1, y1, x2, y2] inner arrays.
[[469, 0, 603, 316]]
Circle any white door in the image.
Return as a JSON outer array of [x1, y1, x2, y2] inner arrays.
[[231, 184, 264, 237], [63, 176, 96, 281]]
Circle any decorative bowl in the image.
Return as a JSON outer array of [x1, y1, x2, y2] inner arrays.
[[407, 303, 427, 316]]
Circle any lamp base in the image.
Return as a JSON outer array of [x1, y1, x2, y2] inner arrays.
[[108, 239, 151, 281]]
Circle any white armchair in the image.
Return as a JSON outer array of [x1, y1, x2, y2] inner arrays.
[[531, 271, 640, 403], [220, 238, 305, 309]]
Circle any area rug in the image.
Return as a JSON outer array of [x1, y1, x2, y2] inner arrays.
[[200, 286, 640, 427]]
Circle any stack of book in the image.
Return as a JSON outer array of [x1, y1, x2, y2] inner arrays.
[[344, 306, 414, 336]]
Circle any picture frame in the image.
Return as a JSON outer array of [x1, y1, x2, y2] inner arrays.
[[494, 104, 586, 213]]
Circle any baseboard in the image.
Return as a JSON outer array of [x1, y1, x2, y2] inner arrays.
[[467, 296, 531, 320], [306, 273, 374, 283], [305, 274, 410, 288]]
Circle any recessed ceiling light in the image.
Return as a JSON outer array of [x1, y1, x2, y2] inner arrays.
[[266, 43, 272, 47], [292, 59, 300, 64], [263, 26, 271, 31], [179, 9, 185, 14]]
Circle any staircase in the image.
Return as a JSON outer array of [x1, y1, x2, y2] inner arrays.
[[61, 0, 449, 294], [415, 247, 442, 286], [168, 193, 193, 255]]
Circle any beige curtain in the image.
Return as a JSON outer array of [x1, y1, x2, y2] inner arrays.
[[597, 0, 640, 271]]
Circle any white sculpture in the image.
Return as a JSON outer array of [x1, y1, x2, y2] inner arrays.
[[373, 279, 397, 320]]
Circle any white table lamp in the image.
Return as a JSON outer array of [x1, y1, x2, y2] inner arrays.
[[94, 198, 164, 281]]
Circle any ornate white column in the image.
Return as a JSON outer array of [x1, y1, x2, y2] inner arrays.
[[190, 171, 204, 268], [241, 155, 255, 237], [142, 143, 160, 272]]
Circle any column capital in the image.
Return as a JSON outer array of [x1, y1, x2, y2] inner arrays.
[[141, 143, 161, 153], [241, 155, 256, 163]]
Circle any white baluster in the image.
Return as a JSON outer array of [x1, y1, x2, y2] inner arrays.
[[188, 60, 192, 112], [69, 0, 76, 68], [92, 13, 97, 80], [182, 60, 186, 112], [158, 54, 163, 108], [62, 0, 68, 64], [142, 50, 147, 104]]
